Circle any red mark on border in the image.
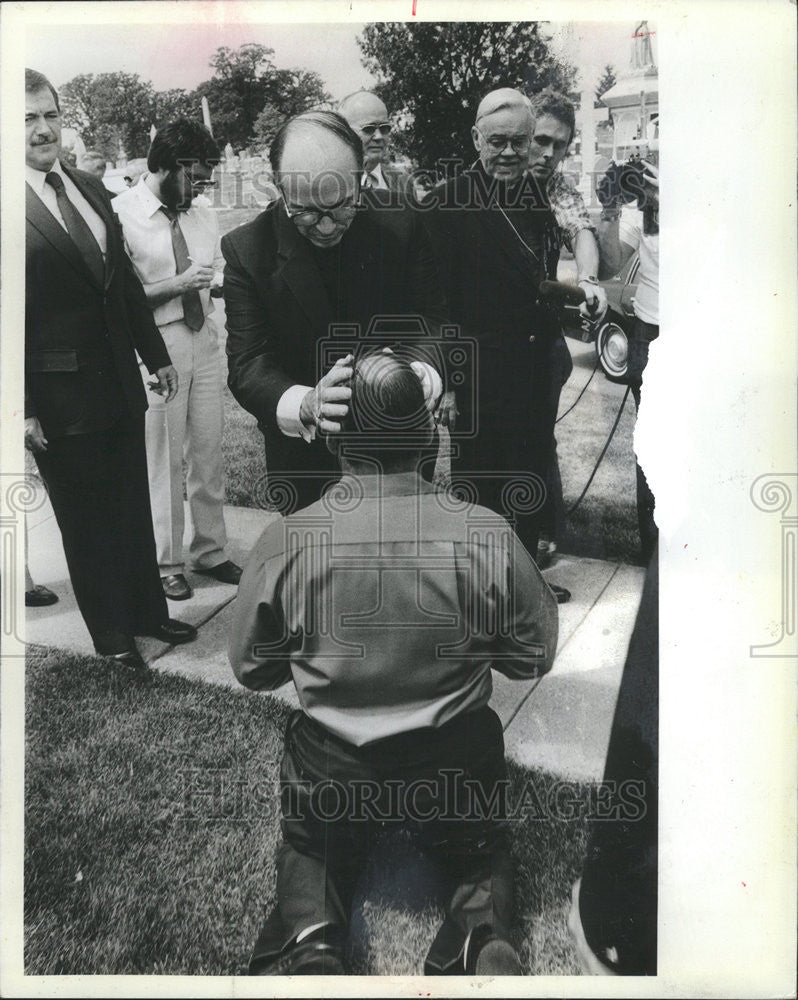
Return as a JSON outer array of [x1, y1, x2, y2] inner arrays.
[[412, 0, 417, 13]]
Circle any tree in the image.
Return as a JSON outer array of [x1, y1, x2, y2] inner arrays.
[[60, 72, 157, 160], [357, 22, 576, 172], [190, 43, 276, 150], [153, 88, 197, 128], [252, 68, 330, 147], [595, 64, 617, 103]]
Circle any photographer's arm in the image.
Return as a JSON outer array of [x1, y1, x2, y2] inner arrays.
[[597, 214, 637, 280]]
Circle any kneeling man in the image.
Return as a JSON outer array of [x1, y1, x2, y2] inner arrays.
[[230, 351, 558, 975]]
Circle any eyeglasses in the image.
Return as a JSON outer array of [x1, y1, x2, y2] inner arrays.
[[283, 198, 360, 227], [477, 131, 531, 153], [359, 121, 393, 138], [180, 166, 217, 191]]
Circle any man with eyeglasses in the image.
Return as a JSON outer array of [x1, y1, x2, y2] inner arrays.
[[114, 119, 242, 603], [426, 89, 604, 601], [338, 91, 413, 198], [222, 109, 447, 513]]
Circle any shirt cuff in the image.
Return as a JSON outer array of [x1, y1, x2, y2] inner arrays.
[[410, 362, 443, 410], [276, 384, 316, 442]]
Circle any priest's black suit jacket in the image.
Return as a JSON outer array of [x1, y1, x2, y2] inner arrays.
[[222, 199, 448, 510]]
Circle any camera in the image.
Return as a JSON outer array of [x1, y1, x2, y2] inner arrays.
[[597, 144, 658, 234]]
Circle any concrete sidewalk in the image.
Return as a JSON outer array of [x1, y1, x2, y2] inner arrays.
[[26, 489, 644, 782]]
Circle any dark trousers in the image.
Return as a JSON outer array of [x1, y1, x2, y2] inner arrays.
[[628, 318, 659, 563], [579, 546, 658, 973], [34, 415, 169, 649], [250, 706, 514, 974]]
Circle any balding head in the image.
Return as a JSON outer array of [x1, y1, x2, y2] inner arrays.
[[472, 88, 533, 184], [475, 88, 532, 126], [270, 111, 363, 248], [338, 91, 392, 172]]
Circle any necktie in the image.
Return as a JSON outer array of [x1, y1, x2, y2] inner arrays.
[[160, 206, 205, 331], [44, 172, 105, 287]]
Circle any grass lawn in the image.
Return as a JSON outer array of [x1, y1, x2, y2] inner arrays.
[[25, 645, 588, 976]]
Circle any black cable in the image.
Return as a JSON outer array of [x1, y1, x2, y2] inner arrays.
[[567, 386, 631, 516], [556, 349, 600, 424]]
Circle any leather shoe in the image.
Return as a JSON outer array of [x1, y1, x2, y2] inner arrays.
[[25, 584, 59, 607], [140, 619, 198, 644], [161, 573, 192, 600], [194, 560, 242, 586], [463, 924, 522, 976], [110, 647, 149, 672], [550, 583, 571, 604]]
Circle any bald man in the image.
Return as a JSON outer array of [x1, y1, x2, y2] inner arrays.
[[222, 110, 447, 512], [338, 90, 413, 197], [426, 89, 603, 597]]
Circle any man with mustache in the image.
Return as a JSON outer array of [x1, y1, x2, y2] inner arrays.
[[222, 109, 447, 512], [426, 88, 605, 599], [24, 69, 196, 669], [113, 119, 242, 602]]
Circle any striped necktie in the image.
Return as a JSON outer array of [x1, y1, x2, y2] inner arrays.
[[160, 206, 205, 331]]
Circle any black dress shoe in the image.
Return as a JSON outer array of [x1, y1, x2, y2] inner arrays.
[[550, 583, 571, 604], [463, 924, 522, 976], [109, 647, 149, 672], [194, 560, 242, 585], [140, 619, 198, 644], [25, 584, 59, 607], [161, 573, 193, 600], [252, 924, 346, 976]]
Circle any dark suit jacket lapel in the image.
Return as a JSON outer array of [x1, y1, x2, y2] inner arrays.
[[26, 182, 96, 288], [64, 166, 116, 290], [462, 169, 540, 285], [274, 204, 332, 335]]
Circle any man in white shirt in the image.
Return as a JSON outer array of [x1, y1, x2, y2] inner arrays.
[[598, 154, 660, 560], [114, 120, 241, 602]]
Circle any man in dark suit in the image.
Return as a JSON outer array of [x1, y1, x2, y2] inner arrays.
[[222, 110, 447, 513], [25, 68, 196, 668], [425, 88, 601, 602]]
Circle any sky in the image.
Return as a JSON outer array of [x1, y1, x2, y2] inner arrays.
[[26, 19, 653, 104]]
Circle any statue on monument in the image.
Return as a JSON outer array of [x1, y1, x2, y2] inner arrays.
[[631, 21, 655, 73]]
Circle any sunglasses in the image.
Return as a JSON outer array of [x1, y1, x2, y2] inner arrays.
[[360, 122, 393, 138]]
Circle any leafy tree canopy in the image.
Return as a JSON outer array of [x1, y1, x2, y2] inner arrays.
[[60, 72, 158, 160], [191, 44, 330, 151], [357, 22, 576, 172]]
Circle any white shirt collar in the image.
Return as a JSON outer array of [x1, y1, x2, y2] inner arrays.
[[364, 162, 387, 188], [26, 157, 65, 196], [134, 173, 173, 219]]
